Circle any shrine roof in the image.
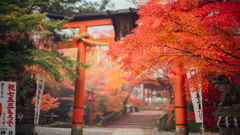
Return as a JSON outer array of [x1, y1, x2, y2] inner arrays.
[[47, 8, 139, 21]]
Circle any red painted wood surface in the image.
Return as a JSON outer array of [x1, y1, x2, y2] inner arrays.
[[173, 65, 187, 129], [66, 19, 113, 127]]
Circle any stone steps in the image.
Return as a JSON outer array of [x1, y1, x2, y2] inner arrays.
[[108, 125, 155, 129], [105, 111, 163, 129]]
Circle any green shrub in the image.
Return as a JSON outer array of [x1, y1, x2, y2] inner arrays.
[[187, 121, 201, 133]]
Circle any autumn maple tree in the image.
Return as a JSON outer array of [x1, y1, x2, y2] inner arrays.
[[32, 93, 60, 112], [107, 0, 240, 129], [108, 0, 239, 80]]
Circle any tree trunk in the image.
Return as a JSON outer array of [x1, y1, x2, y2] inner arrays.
[[121, 86, 134, 114]]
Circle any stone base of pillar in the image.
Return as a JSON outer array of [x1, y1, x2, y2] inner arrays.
[[71, 126, 83, 135], [219, 126, 240, 135], [214, 105, 240, 135], [175, 128, 189, 135]]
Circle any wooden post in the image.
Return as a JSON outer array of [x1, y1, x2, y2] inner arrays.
[[89, 101, 92, 124], [151, 89, 153, 105], [143, 85, 145, 105], [147, 88, 150, 105], [174, 65, 188, 135]]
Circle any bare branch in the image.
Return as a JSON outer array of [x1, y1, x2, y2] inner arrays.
[[205, 57, 240, 66], [199, 57, 240, 74], [164, 45, 191, 54], [211, 43, 240, 60], [219, 47, 240, 60]]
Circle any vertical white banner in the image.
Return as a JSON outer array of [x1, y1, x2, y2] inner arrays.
[[34, 75, 45, 124], [0, 81, 17, 135], [187, 71, 203, 123], [191, 91, 203, 123]]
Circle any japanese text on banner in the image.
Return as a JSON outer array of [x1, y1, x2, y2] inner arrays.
[[0, 81, 16, 135], [34, 76, 45, 124]]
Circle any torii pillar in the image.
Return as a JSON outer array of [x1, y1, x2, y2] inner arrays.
[[173, 65, 188, 135], [71, 26, 87, 135]]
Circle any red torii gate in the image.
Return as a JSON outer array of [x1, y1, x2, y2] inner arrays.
[[66, 19, 114, 135], [48, 8, 188, 135], [49, 9, 139, 135]]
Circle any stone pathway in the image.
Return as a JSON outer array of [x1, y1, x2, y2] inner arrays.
[[35, 127, 219, 135], [35, 110, 219, 135], [112, 128, 143, 135], [35, 127, 115, 135]]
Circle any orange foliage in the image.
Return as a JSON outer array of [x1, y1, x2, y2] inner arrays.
[[85, 47, 142, 120], [32, 93, 60, 112], [107, 0, 240, 91], [107, 0, 240, 128], [128, 95, 142, 106]]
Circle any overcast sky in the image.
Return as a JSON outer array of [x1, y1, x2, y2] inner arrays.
[[88, 0, 137, 10], [110, 0, 137, 9]]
